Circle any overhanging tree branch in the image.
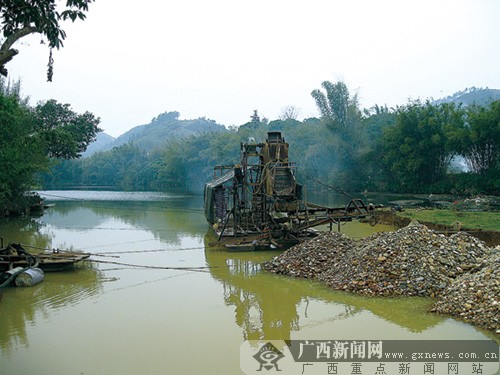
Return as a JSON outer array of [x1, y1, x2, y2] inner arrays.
[[0, 26, 37, 76], [0, 0, 94, 80]]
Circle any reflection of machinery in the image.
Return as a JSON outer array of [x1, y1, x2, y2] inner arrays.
[[203, 231, 442, 341], [203, 232, 309, 341], [203, 230, 365, 341], [204, 132, 376, 249]]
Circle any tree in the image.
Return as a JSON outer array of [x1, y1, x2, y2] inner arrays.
[[449, 101, 499, 174], [381, 100, 460, 191], [311, 81, 359, 130], [0, 87, 47, 214], [0, 77, 101, 214], [310, 80, 368, 191], [0, 0, 94, 80], [34, 99, 101, 159], [279, 105, 301, 121], [250, 110, 260, 124]]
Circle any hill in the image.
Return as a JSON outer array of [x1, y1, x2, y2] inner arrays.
[[82, 132, 115, 156], [82, 87, 498, 157], [433, 87, 500, 106], [94, 111, 226, 154]]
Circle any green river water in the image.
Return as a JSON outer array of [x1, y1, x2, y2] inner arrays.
[[0, 191, 495, 374]]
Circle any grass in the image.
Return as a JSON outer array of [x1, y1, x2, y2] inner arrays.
[[397, 209, 500, 231]]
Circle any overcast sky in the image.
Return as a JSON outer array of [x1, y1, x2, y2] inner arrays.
[[7, 0, 500, 137]]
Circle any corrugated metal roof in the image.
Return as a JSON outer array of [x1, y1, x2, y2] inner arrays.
[[205, 170, 234, 188]]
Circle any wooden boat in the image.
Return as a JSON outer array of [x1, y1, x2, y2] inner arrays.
[[0, 244, 90, 272]]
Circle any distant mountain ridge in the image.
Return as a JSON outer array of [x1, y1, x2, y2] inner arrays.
[[432, 87, 500, 106], [85, 88, 498, 157], [85, 111, 226, 156], [82, 132, 115, 157]]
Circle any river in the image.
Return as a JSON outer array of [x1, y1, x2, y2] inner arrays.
[[0, 191, 494, 374]]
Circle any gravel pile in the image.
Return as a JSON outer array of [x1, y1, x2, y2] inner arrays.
[[431, 251, 499, 333], [322, 223, 490, 297], [264, 221, 499, 332], [265, 221, 490, 297], [263, 231, 354, 280]]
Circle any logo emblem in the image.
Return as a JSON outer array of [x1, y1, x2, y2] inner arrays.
[[253, 342, 285, 371]]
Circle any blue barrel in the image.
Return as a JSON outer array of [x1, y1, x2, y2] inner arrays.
[[15, 268, 44, 287]]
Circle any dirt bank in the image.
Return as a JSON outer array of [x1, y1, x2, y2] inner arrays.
[[376, 210, 500, 246]]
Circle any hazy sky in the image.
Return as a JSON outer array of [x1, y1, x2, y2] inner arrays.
[[7, 0, 500, 137]]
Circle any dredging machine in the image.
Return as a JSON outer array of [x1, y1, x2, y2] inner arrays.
[[204, 132, 376, 250]]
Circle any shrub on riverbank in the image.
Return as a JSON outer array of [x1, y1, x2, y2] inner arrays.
[[0, 192, 44, 217], [0, 80, 100, 217]]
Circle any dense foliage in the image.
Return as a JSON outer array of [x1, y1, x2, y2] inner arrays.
[[380, 101, 459, 190], [0, 84, 47, 214], [34, 99, 101, 159], [0, 81, 101, 215], [41, 91, 499, 196]]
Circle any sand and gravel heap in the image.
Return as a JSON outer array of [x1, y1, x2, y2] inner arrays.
[[264, 222, 499, 332], [263, 221, 491, 297], [262, 231, 355, 279], [431, 250, 499, 333]]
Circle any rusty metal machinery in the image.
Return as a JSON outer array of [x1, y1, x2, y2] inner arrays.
[[204, 132, 377, 245]]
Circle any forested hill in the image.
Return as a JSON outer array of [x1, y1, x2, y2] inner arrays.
[[82, 132, 115, 156], [433, 87, 500, 106], [85, 88, 497, 157], [42, 85, 498, 195], [89, 111, 226, 155]]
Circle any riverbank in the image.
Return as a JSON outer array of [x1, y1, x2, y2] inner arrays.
[[263, 222, 499, 334], [1, 192, 46, 217], [397, 208, 500, 231], [377, 208, 500, 246]]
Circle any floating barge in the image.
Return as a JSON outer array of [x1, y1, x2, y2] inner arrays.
[[204, 132, 377, 251], [0, 243, 90, 272]]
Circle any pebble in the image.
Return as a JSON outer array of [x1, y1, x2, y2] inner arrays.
[[431, 251, 499, 333], [262, 221, 499, 333]]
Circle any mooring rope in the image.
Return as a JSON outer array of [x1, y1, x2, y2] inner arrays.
[[80, 238, 159, 250], [88, 259, 214, 272], [37, 192, 204, 213], [19, 243, 207, 258], [18, 243, 49, 252], [93, 246, 206, 255]]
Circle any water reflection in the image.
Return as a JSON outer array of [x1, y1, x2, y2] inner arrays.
[[218, 255, 304, 340], [0, 263, 104, 354], [39, 196, 207, 247], [0, 215, 51, 249], [204, 231, 443, 341]]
